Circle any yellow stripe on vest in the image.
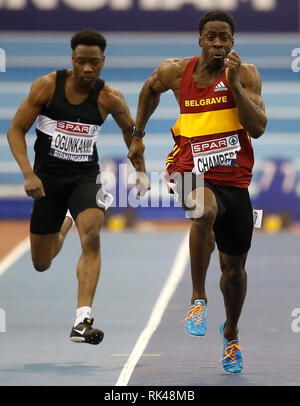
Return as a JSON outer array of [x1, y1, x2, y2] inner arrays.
[[172, 107, 243, 138]]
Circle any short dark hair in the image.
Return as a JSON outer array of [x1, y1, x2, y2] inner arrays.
[[198, 10, 235, 36], [71, 29, 107, 52]]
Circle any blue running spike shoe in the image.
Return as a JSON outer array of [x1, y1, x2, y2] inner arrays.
[[184, 299, 207, 337], [219, 321, 243, 374]]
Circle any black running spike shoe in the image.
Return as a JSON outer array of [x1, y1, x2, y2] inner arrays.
[[70, 318, 104, 345]]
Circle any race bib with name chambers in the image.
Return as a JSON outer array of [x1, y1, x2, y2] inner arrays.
[[50, 120, 100, 162], [191, 134, 241, 175]]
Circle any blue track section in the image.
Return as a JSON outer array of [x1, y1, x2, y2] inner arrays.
[[0, 230, 299, 386]]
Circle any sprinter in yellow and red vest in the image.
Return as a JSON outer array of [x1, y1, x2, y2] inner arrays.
[[128, 10, 267, 374]]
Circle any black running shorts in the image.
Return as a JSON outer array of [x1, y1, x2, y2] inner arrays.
[[30, 171, 104, 235], [174, 173, 253, 256]]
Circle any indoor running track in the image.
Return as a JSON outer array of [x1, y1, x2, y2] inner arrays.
[[0, 228, 299, 386]]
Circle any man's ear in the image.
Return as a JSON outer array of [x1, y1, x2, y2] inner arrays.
[[198, 36, 202, 48]]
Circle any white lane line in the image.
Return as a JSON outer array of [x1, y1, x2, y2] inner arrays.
[[115, 231, 189, 387], [0, 237, 30, 276]]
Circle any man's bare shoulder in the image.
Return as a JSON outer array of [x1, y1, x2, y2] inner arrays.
[[99, 82, 126, 112], [240, 62, 260, 75], [159, 57, 192, 70], [101, 82, 123, 96], [29, 71, 56, 103], [239, 62, 261, 89], [101, 82, 124, 101], [157, 57, 193, 84], [31, 71, 56, 91]]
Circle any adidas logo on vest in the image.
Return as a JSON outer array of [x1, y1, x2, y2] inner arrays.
[[214, 81, 228, 92]]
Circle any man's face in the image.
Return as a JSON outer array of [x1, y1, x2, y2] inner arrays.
[[72, 45, 105, 85], [199, 21, 234, 69]]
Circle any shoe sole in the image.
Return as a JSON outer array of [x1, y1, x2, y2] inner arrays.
[[185, 330, 206, 338], [223, 370, 242, 375], [70, 332, 104, 345], [70, 336, 85, 343]]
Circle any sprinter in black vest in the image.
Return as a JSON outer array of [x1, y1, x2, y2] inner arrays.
[[7, 30, 148, 345]]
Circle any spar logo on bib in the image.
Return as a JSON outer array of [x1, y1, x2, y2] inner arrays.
[[57, 121, 96, 136], [192, 138, 226, 155], [191, 134, 241, 174]]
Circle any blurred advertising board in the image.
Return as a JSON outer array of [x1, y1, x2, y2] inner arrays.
[[0, 0, 297, 32]]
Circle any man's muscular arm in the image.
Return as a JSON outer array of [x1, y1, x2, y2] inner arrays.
[[226, 50, 267, 139], [128, 59, 179, 166], [135, 64, 170, 132], [100, 84, 135, 150], [7, 74, 54, 198]]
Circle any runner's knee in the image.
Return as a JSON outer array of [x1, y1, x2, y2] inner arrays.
[[81, 226, 100, 253], [220, 256, 247, 285], [192, 205, 217, 227]]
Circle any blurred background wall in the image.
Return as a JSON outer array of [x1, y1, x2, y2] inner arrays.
[[0, 0, 300, 232]]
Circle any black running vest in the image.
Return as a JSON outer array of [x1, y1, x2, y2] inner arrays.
[[33, 70, 105, 174]]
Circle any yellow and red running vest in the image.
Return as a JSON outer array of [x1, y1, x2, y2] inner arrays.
[[166, 56, 254, 188]]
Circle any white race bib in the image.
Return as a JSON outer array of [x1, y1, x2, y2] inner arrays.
[[50, 120, 100, 162], [191, 134, 241, 174]]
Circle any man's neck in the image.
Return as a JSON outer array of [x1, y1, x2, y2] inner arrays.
[[193, 57, 225, 86]]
